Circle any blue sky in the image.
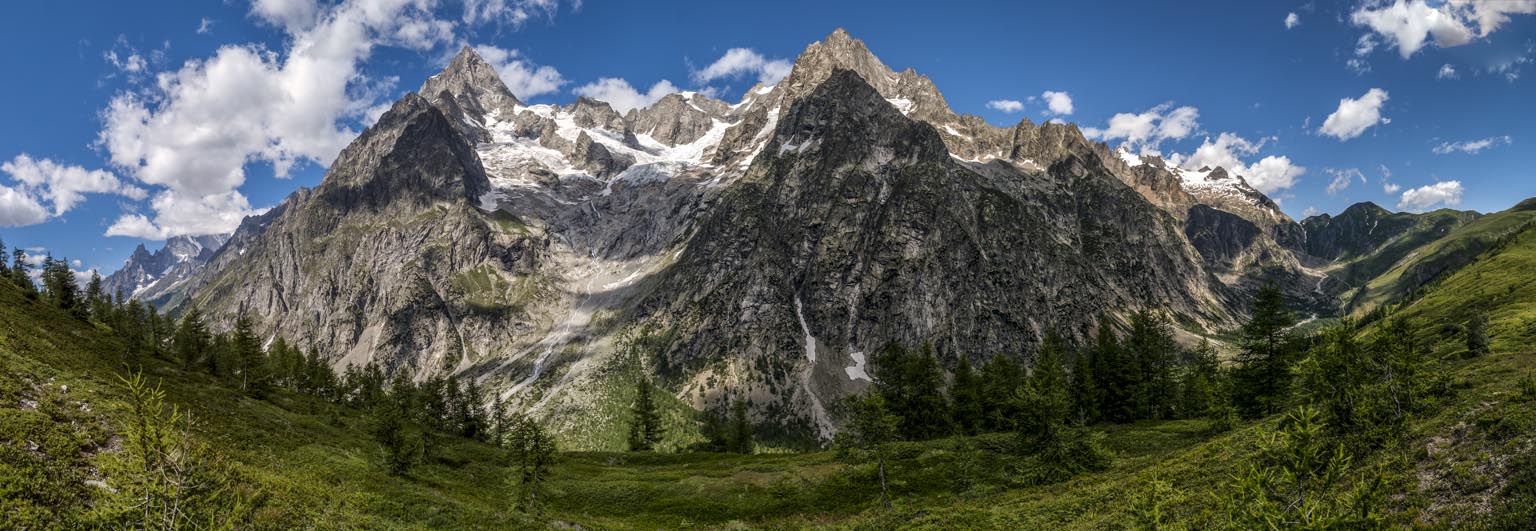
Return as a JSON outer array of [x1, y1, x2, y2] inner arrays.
[[1, 0, 1533, 276]]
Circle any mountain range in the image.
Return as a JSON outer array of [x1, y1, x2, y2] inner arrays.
[[110, 29, 1522, 447]]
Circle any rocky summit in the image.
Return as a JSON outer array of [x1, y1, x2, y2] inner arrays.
[[141, 29, 1471, 447]]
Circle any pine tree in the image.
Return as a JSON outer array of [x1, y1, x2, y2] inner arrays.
[[949, 357, 984, 435], [490, 395, 510, 448], [231, 314, 269, 395], [1222, 406, 1385, 529], [627, 377, 663, 451], [872, 342, 951, 439], [460, 379, 488, 440], [41, 256, 84, 319], [1366, 317, 1427, 438], [1297, 322, 1369, 437], [1466, 311, 1491, 356], [1092, 318, 1135, 423], [11, 248, 35, 293], [122, 299, 149, 357], [1069, 347, 1100, 425], [1180, 339, 1224, 419], [1232, 283, 1298, 418], [0, 236, 6, 276], [507, 416, 556, 512], [838, 392, 900, 510], [701, 397, 729, 451], [1125, 310, 1177, 420], [978, 354, 1024, 432], [84, 271, 109, 322], [1021, 332, 1071, 441], [373, 377, 419, 476], [174, 306, 211, 370], [729, 395, 753, 454]]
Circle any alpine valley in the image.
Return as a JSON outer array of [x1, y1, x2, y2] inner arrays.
[[7, 20, 1536, 531], [100, 29, 1515, 446]]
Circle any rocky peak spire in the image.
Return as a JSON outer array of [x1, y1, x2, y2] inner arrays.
[[418, 46, 520, 142]]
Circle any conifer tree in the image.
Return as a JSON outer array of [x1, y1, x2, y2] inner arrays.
[[490, 395, 510, 448], [174, 306, 211, 370], [41, 256, 84, 318], [373, 377, 419, 476], [949, 357, 984, 435], [1092, 318, 1135, 422], [838, 392, 900, 510], [1232, 283, 1298, 418], [1367, 317, 1427, 436], [1069, 348, 1100, 425], [507, 416, 556, 512], [84, 271, 109, 321], [978, 353, 1024, 432], [122, 299, 149, 356], [11, 248, 35, 293], [1022, 332, 1071, 440], [627, 377, 663, 451], [872, 342, 951, 439], [1180, 339, 1224, 419], [231, 314, 269, 395], [460, 379, 488, 440], [729, 395, 753, 454], [1222, 406, 1385, 529], [1125, 310, 1178, 420], [1466, 311, 1491, 356], [702, 397, 729, 451]]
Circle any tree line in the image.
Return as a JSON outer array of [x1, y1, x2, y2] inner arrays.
[[2, 235, 565, 515], [837, 282, 1466, 517]]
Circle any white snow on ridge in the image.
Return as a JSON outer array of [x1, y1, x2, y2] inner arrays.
[[1116, 146, 1145, 168], [885, 97, 915, 115], [942, 125, 971, 140]]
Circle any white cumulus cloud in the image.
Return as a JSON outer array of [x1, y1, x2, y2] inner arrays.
[[1, 154, 146, 217], [1350, 0, 1534, 58], [250, 0, 322, 32], [1433, 135, 1511, 154], [96, 0, 474, 238], [1041, 90, 1073, 116], [105, 190, 265, 239], [1319, 88, 1389, 141], [1082, 103, 1200, 154], [1437, 63, 1458, 79], [1176, 132, 1306, 194], [1398, 180, 1464, 212], [1285, 12, 1301, 29], [1325, 168, 1365, 195], [472, 45, 565, 99], [0, 185, 49, 227], [691, 48, 792, 87], [987, 99, 1023, 113], [573, 77, 680, 114]]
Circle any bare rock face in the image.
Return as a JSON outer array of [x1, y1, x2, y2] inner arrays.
[[571, 131, 634, 178], [420, 46, 522, 143], [156, 32, 1439, 448], [627, 93, 730, 146], [169, 90, 541, 377], [628, 69, 1230, 440]]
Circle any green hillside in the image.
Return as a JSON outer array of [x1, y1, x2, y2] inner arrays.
[[1344, 199, 1536, 317], [6, 230, 1536, 530]]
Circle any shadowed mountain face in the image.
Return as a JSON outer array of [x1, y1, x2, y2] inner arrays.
[[155, 29, 1482, 447]]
